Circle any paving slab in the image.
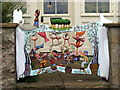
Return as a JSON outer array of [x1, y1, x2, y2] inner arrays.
[[60, 72, 109, 88], [17, 72, 64, 88], [17, 72, 109, 90]]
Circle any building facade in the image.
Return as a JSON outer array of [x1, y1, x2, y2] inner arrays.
[[21, 0, 120, 55], [23, 0, 120, 26]]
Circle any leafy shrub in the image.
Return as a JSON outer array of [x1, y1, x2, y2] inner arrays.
[[1, 1, 26, 23]]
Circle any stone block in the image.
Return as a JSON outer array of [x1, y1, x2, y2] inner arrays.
[[107, 26, 120, 88], [1, 23, 18, 90]]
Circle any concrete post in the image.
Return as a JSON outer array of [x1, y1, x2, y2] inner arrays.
[[104, 23, 120, 89], [0, 23, 18, 90]]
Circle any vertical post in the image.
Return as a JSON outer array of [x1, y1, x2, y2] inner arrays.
[[104, 23, 120, 88], [1, 23, 18, 90]]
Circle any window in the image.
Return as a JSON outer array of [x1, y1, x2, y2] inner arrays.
[[21, 2, 27, 14], [85, 0, 110, 13], [44, 0, 68, 14]]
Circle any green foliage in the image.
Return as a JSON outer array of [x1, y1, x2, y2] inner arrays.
[[1, 1, 26, 23]]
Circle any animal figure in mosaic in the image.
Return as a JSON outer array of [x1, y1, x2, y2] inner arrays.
[[48, 50, 61, 66], [29, 44, 48, 69], [49, 33, 62, 52], [63, 33, 70, 46], [80, 51, 89, 68], [39, 53, 47, 68], [37, 32, 49, 43], [62, 49, 73, 65], [30, 34, 38, 47], [71, 31, 85, 53], [49, 33, 62, 44]]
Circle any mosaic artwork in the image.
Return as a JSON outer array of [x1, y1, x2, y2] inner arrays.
[[20, 22, 100, 77], [29, 32, 90, 74]]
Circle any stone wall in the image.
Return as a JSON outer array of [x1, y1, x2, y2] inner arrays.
[[104, 23, 120, 89], [0, 23, 18, 90]]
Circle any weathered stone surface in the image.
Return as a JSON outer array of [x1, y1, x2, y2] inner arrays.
[[0, 23, 18, 28], [118, 28, 120, 89], [19, 24, 36, 30], [2, 26, 16, 89], [104, 23, 120, 27], [106, 25, 120, 88], [0, 27, 2, 90]]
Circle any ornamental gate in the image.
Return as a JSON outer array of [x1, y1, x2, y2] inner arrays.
[[2, 23, 120, 89], [16, 22, 103, 80]]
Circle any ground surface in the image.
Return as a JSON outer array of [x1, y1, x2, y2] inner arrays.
[[17, 72, 109, 90]]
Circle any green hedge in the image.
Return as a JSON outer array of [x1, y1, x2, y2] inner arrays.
[[51, 19, 70, 24]]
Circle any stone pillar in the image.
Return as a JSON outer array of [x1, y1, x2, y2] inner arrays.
[[0, 23, 18, 90], [104, 23, 120, 89]]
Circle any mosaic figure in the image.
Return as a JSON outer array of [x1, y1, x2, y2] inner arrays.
[[49, 33, 62, 45], [38, 32, 49, 43], [63, 33, 70, 46], [71, 31, 85, 53], [30, 34, 38, 47], [48, 50, 61, 66], [34, 9, 40, 26]]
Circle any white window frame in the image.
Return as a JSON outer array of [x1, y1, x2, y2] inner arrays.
[[42, 0, 69, 16], [82, 0, 113, 16], [22, 1, 32, 18]]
